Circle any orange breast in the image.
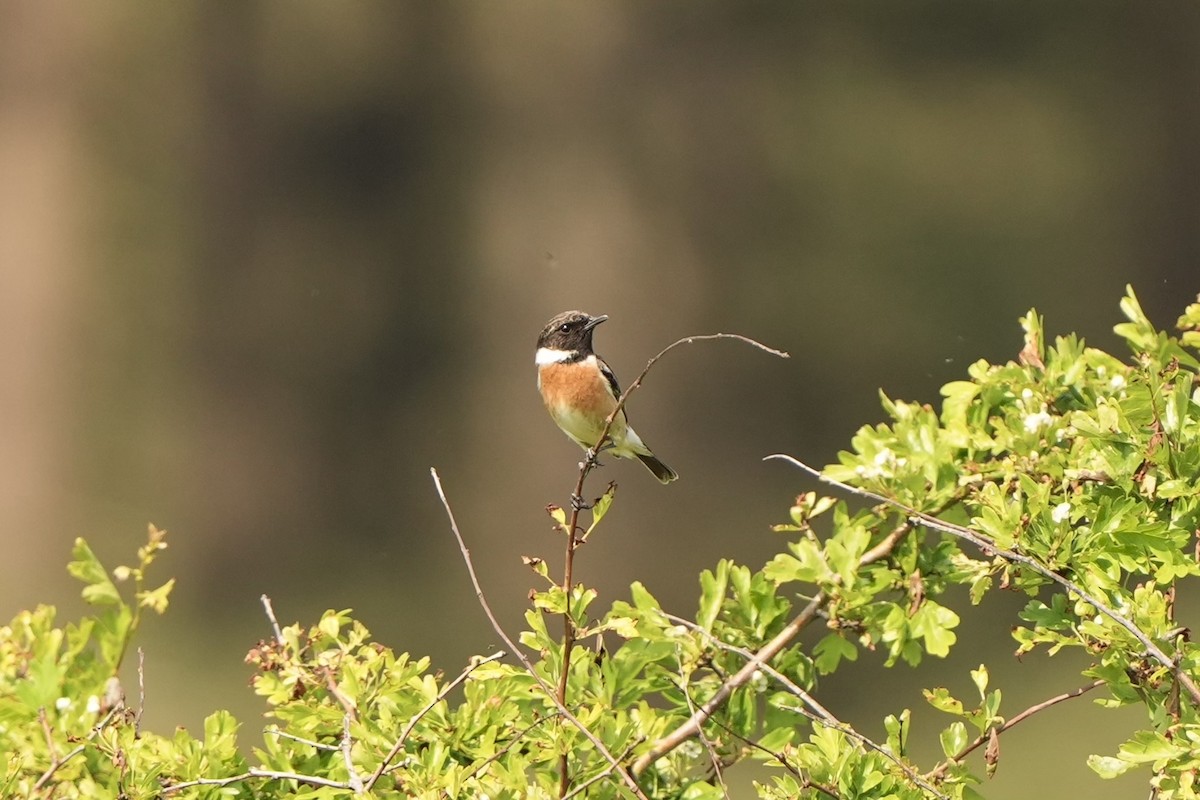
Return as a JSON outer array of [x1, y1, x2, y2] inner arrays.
[[538, 360, 617, 416]]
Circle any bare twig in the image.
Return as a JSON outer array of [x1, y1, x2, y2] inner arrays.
[[38, 707, 57, 763], [765, 453, 1200, 706], [554, 331, 787, 795], [429, 468, 650, 800], [598, 333, 789, 479], [265, 726, 340, 751], [342, 713, 364, 793], [135, 647, 146, 737], [928, 679, 1104, 779], [260, 594, 284, 643], [323, 667, 359, 722], [367, 650, 506, 788], [162, 768, 350, 794]]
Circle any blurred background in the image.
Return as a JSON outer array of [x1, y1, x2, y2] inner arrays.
[[2, 3, 1197, 796]]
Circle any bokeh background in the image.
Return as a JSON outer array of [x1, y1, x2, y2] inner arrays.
[[3, 3, 1198, 796]]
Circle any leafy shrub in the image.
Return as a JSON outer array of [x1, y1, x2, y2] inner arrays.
[[4, 286, 1200, 799]]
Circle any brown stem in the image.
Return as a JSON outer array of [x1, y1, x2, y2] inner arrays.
[[927, 679, 1104, 779]]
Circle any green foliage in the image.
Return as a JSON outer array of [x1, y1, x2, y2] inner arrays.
[[5, 286, 1200, 797]]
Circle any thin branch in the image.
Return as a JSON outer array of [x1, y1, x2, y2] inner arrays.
[[429, 468, 650, 800], [38, 707, 57, 763], [708, 716, 840, 799], [632, 593, 825, 775], [260, 594, 284, 643], [663, 614, 836, 723], [765, 453, 1200, 706], [162, 768, 350, 794], [550, 332, 787, 790], [322, 665, 359, 722], [366, 650, 505, 789], [560, 738, 646, 800], [341, 713, 364, 793], [33, 707, 121, 791], [135, 647, 146, 737], [265, 726, 340, 751], [928, 679, 1104, 779], [603, 334, 789, 462], [674, 655, 731, 800], [664, 613, 947, 799], [453, 713, 561, 790]]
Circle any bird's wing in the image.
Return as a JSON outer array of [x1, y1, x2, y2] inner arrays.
[[597, 356, 622, 401]]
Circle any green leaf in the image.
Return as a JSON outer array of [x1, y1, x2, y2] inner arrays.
[[680, 782, 725, 800], [1088, 754, 1136, 779], [1117, 730, 1186, 764], [629, 581, 661, 612], [970, 665, 988, 698], [924, 687, 965, 716], [940, 721, 968, 758], [910, 601, 960, 657], [813, 633, 857, 675], [697, 561, 729, 631], [67, 538, 122, 606], [884, 709, 910, 756], [137, 578, 175, 614], [584, 482, 617, 539]]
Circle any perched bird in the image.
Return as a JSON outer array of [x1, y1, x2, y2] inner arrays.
[[535, 310, 678, 483]]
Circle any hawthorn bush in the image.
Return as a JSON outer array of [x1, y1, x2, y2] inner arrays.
[[3, 286, 1200, 798]]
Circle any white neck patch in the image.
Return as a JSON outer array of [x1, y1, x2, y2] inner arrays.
[[535, 347, 574, 365]]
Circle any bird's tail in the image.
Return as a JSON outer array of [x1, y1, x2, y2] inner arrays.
[[622, 427, 678, 483], [635, 452, 678, 484]]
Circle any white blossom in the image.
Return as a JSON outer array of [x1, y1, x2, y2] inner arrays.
[[1023, 410, 1053, 433], [1051, 502, 1072, 524]]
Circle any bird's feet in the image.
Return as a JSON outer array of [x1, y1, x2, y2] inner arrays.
[[580, 448, 606, 472], [570, 493, 594, 511]]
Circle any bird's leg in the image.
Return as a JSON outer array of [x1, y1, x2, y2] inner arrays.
[[570, 493, 594, 511], [581, 438, 615, 470]]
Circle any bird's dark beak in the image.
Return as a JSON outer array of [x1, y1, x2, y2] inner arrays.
[[584, 314, 609, 331]]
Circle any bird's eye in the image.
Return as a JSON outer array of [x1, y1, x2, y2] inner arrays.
[[559, 323, 571, 333]]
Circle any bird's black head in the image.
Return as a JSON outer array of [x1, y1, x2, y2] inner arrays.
[[536, 310, 608, 355]]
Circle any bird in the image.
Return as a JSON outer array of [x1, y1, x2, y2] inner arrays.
[[535, 310, 678, 484]]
